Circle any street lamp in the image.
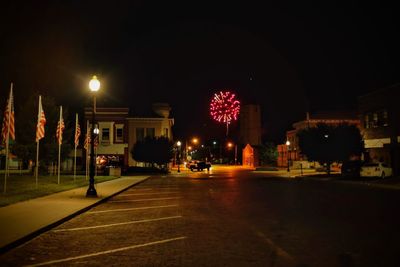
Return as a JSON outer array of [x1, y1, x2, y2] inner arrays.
[[86, 75, 100, 197], [286, 140, 291, 172], [177, 141, 182, 173]]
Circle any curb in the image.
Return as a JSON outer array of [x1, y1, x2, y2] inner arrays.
[[0, 176, 150, 254]]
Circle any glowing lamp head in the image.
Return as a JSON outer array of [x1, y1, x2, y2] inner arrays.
[[192, 138, 198, 144], [227, 142, 233, 148], [286, 140, 290, 146], [89, 75, 101, 92], [177, 141, 182, 147]]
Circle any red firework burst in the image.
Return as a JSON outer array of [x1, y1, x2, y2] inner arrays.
[[210, 91, 240, 125]]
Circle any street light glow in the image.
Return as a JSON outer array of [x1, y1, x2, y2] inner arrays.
[[192, 138, 198, 144], [177, 141, 182, 146], [286, 140, 290, 146], [89, 75, 100, 92]]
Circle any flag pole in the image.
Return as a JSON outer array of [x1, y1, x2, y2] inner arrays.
[[35, 95, 41, 188], [3, 83, 13, 194], [35, 140, 39, 188], [74, 113, 78, 182], [57, 106, 62, 185]]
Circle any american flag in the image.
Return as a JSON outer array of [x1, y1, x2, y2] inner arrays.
[[36, 95, 46, 142], [75, 121, 81, 147], [84, 132, 91, 150], [56, 106, 65, 145], [1, 86, 15, 144]]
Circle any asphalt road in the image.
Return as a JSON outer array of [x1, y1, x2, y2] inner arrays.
[[1, 166, 400, 267]]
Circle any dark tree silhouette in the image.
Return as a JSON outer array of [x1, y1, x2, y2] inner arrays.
[[131, 136, 174, 170], [298, 124, 363, 175], [10, 94, 73, 171]]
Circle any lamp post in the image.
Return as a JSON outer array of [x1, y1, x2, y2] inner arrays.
[[86, 75, 100, 197], [177, 141, 182, 173], [286, 140, 290, 172]]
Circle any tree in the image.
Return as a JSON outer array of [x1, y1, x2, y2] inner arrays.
[[298, 123, 363, 175], [258, 142, 278, 166], [131, 136, 174, 169]]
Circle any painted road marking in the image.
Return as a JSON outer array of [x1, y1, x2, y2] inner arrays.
[[109, 197, 180, 203], [53, 216, 182, 232], [134, 186, 180, 189], [119, 192, 179, 196], [24, 236, 187, 267], [87, 204, 178, 214]]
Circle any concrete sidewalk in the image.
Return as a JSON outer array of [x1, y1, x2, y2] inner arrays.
[[0, 176, 149, 253]]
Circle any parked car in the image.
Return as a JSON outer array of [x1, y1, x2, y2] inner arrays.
[[189, 161, 211, 171], [341, 160, 363, 178], [360, 162, 392, 178]]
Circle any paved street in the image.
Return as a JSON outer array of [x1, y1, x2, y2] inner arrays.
[[1, 166, 400, 266]]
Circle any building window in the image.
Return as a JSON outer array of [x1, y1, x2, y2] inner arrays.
[[381, 110, 389, 127], [102, 128, 110, 141], [365, 109, 389, 128], [136, 128, 144, 142], [146, 128, 155, 138], [372, 112, 378, 128], [116, 127, 123, 142], [364, 114, 369, 129]]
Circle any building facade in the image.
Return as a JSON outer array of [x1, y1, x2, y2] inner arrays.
[[84, 107, 130, 168], [84, 104, 174, 170], [239, 104, 262, 146], [239, 104, 262, 167], [358, 84, 400, 175]]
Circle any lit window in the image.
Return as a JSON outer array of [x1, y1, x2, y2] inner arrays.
[[364, 114, 369, 129], [382, 110, 389, 127]]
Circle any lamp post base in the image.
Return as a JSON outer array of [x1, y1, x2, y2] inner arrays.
[[86, 185, 97, 197]]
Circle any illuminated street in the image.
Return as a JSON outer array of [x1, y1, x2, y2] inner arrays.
[[0, 166, 399, 266]]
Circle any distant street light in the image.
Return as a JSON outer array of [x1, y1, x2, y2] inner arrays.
[[177, 141, 182, 173], [87, 75, 100, 197], [286, 140, 291, 172]]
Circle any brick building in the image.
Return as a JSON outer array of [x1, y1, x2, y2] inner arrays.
[[358, 84, 400, 175]]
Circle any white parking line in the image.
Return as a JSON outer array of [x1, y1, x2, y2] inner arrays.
[[109, 197, 180, 203], [87, 204, 178, 214], [24, 236, 187, 267], [119, 192, 179, 196], [134, 186, 180, 190], [53, 216, 182, 232]]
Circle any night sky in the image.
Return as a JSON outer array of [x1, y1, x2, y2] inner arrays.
[[1, 2, 399, 143]]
